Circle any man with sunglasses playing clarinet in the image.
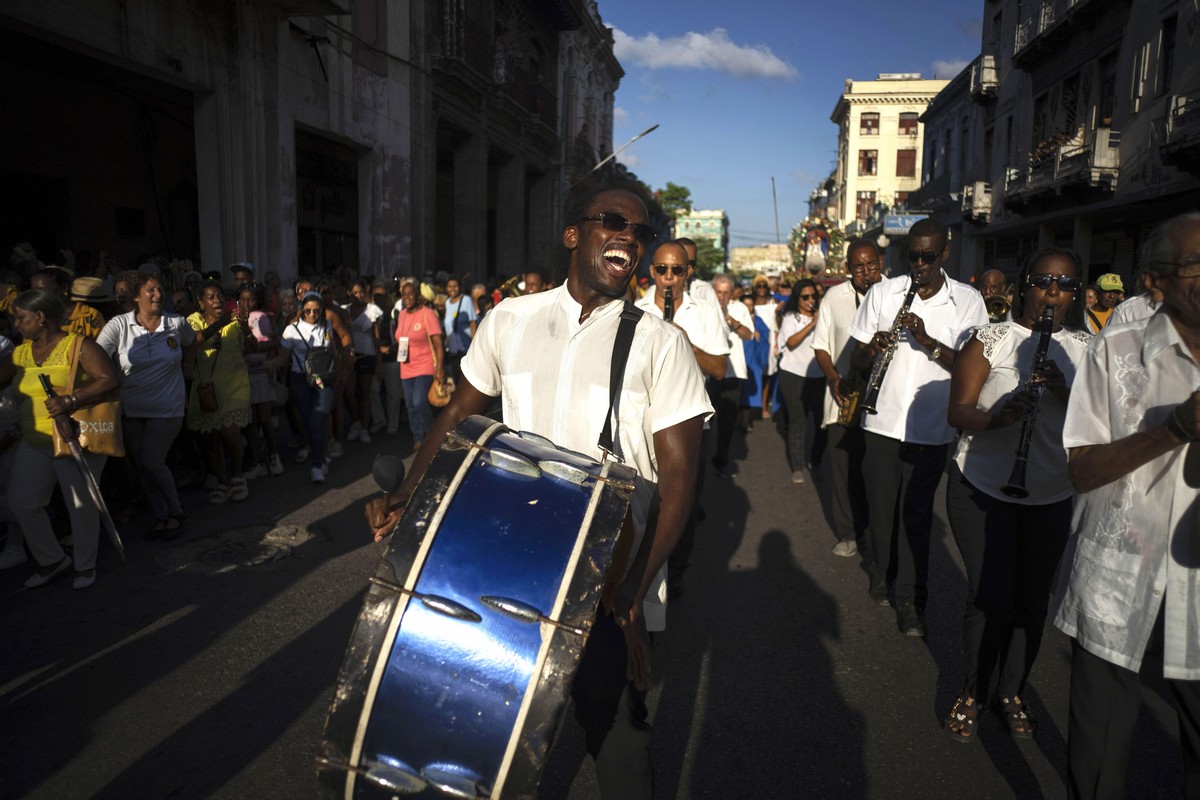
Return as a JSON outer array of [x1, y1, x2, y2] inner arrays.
[[637, 241, 730, 600], [848, 219, 987, 636], [368, 187, 712, 799]]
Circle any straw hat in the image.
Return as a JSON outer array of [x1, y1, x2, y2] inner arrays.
[[70, 276, 115, 304], [427, 376, 456, 408]]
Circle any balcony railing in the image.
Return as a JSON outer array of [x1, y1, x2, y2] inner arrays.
[[907, 172, 953, 210], [1010, 128, 1120, 202], [962, 181, 993, 222], [1014, 0, 1097, 60], [969, 54, 998, 100], [1161, 92, 1200, 176]]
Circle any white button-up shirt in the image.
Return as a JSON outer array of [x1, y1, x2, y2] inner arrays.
[[811, 280, 867, 428], [462, 286, 713, 631], [849, 272, 988, 445], [722, 299, 754, 380], [1053, 312, 1200, 679], [635, 291, 731, 360]]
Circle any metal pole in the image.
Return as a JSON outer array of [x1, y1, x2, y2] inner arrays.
[[771, 176, 781, 243]]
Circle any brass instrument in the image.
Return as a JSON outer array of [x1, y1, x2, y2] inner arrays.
[[859, 279, 919, 415], [497, 275, 522, 298], [1002, 306, 1055, 498], [985, 294, 1011, 323], [836, 373, 863, 426]]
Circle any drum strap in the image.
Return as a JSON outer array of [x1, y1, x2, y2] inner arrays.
[[597, 301, 644, 462]]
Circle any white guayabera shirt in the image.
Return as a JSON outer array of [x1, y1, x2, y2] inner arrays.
[[1054, 312, 1200, 679], [462, 286, 713, 631]]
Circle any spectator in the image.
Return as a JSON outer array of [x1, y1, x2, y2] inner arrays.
[[394, 279, 444, 447], [343, 278, 383, 443], [97, 272, 196, 539], [442, 276, 477, 384], [237, 283, 283, 478], [279, 291, 339, 482], [30, 268, 106, 338]]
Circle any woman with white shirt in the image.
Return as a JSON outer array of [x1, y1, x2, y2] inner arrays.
[[280, 292, 341, 483], [97, 272, 195, 539], [777, 279, 826, 484], [942, 248, 1091, 744]]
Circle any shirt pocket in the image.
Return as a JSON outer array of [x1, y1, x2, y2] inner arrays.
[[501, 372, 533, 431]]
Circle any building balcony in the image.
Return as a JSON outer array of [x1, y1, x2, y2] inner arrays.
[[906, 173, 956, 213], [1161, 91, 1200, 177], [1004, 128, 1120, 210], [962, 181, 993, 223], [1013, 0, 1103, 68], [969, 54, 998, 101], [275, 0, 351, 15]]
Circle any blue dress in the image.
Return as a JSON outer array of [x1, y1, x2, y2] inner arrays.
[[741, 315, 772, 408]]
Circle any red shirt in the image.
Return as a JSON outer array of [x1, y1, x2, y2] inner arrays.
[[395, 305, 442, 379]]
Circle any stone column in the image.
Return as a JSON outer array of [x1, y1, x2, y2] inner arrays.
[[1072, 214, 1093, 282], [454, 133, 488, 278], [494, 153, 526, 278]]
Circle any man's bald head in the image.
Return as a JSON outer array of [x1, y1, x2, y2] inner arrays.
[[980, 269, 1007, 298], [653, 241, 688, 264]]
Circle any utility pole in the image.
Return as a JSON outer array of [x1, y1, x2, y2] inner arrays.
[[771, 176, 781, 243]]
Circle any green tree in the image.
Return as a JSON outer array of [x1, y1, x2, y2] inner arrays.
[[692, 237, 725, 280], [657, 182, 693, 221]]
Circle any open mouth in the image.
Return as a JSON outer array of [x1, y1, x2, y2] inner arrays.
[[603, 248, 634, 276]]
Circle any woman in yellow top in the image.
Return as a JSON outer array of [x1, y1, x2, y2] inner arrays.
[[187, 281, 255, 503], [0, 290, 118, 590]]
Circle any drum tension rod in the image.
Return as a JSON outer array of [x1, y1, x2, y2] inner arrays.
[[480, 595, 587, 637], [369, 576, 483, 623], [445, 433, 635, 495]]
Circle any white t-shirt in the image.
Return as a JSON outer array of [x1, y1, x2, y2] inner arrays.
[[1054, 312, 1200, 679], [343, 302, 383, 356], [462, 286, 713, 632], [849, 272, 988, 445], [952, 321, 1092, 504], [96, 312, 195, 418], [811, 280, 869, 427], [722, 299, 754, 380], [1110, 293, 1160, 326], [281, 319, 333, 375], [777, 311, 822, 378]]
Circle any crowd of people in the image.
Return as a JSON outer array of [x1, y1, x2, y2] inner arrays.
[[3, 199, 1198, 800]]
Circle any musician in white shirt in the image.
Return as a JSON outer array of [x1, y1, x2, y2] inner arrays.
[[710, 273, 754, 477], [848, 219, 988, 636]]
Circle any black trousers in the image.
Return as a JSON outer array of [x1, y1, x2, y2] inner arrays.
[[944, 462, 1071, 698], [863, 431, 947, 609], [777, 370, 826, 471], [709, 377, 742, 469], [1068, 611, 1200, 800], [826, 423, 870, 549], [571, 610, 654, 799]]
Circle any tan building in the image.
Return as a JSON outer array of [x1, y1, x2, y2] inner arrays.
[[730, 243, 789, 276], [828, 74, 950, 235]]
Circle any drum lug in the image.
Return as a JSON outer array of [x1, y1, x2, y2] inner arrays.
[[480, 595, 587, 637], [369, 576, 482, 623]]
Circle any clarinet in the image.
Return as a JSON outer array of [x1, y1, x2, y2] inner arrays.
[[1002, 306, 1056, 498], [859, 279, 919, 415], [663, 286, 674, 323]]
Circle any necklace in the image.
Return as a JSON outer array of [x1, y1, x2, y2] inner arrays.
[[30, 334, 64, 367]]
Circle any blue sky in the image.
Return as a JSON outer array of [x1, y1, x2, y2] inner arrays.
[[600, 0, 984, 248]]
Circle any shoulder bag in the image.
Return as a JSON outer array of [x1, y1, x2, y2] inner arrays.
[[52, 335, 125, 458], [196, 332, 221, 413]]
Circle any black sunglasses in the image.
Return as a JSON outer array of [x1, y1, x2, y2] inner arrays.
[[654, 264, 686, 276], [1028, 273, 1081, 292], [906, 249, 942, 264], [798, 293, 817, 300], [578, 213, 657, 246]]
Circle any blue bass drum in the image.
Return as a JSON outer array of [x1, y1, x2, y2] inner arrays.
[[317, 415, 637, 799]]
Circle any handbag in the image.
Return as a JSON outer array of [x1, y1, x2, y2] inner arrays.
[[52, 335, 125, 458], [293, 322, 337, 388], [197, 333, 220, 413]]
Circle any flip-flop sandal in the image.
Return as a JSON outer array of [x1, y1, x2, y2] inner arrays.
[[209, 484, 230, 504]]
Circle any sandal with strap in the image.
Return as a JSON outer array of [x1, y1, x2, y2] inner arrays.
[[229, 477, 249, 502], [995, 695, 1036, 739], [943, 692, 980, 744], [209, 484, 230, 504]]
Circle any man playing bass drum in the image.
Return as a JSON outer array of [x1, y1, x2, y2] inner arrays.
[[941, 248, 1092, 744]]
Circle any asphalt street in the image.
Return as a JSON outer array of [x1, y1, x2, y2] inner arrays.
[[0, 418, 1187, 799]]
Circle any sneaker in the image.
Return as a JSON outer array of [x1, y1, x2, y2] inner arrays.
[[346, 421, 362, 441], [321, 459, 330, 477], [328, 440, 345, 458], [359, 430, 372, 444], [268, 454, 285, 476], [897, 602, 925, 637], [868, 575, 890, 606], [791, 469, 805, 485], [294, 447, 310, 464], [24, 557, 70, 588], [0, 545, 28, 569], [369, 420, 386, 434], [311, 466, 326, 483], [832, 540, 858, 558], [72, 570, 96, 590], [244, 463, 268, 480], [712, 459, 737, 479]]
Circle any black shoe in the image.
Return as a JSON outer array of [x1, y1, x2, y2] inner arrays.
[[897, 603, 925, 637], [868, 575, 889, 606]]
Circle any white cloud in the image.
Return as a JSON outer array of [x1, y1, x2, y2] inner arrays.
[[932, 58, 970, 79], [618, 152, 640, 168], [613, 107, 630, 126], [613, 27, 797, 80]]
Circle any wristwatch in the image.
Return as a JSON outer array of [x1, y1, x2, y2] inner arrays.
[[929, 343, 943, 361]]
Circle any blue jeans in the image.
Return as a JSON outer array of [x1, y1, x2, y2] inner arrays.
[[289, 371, 335, 466], [401, 374, 434, 443]]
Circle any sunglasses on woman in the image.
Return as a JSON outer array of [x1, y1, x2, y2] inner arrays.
[[1027, 274, 1081, 292], [654, 265, 686, 276], [578, 212, 658, 246]]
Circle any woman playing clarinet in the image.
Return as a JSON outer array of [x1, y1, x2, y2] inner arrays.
[[942, 248, 1092, 743]]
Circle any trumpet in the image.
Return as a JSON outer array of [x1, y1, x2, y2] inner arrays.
[[859, 279, 919, 415], [497, 274, 522, 298], [1002, 306, 1055, 498], [985, 294, 1011, 323]]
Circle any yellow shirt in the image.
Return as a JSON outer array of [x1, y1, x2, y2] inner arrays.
[[66, 302, 106, 338], [12, 334, 77, 450]]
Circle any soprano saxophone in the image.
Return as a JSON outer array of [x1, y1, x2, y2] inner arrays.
[[858, 279, 919, 415], [1001, 305, 1056, 498]]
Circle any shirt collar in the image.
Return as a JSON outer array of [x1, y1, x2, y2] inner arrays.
[[890, 270, 960, 307], [556, 285, 624, 332], [1141, 310, 1193, 366]]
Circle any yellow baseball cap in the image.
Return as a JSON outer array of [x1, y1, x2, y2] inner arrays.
[[1096, 273, 1123, 291]]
